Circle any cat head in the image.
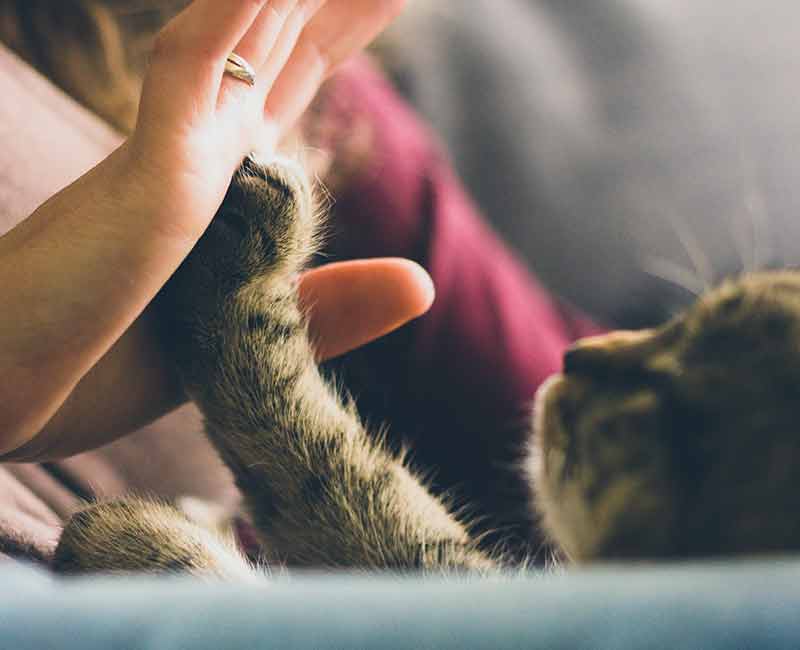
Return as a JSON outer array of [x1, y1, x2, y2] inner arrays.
[[530, 271, 800, 561]]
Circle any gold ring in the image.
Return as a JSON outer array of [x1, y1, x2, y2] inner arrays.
[[224, 52, 256, 87]]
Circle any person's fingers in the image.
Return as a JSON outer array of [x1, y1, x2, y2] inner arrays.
[[262, 34, 327, 131], [141, 0, 269, 123], [167, 0, 271, 57], [301, 0, 406, 70], [233, 0, 298, 69], [299, 258, 435, 362], [219, 1, 325, 123], [254, 0, 325, 93], [225, 1, 309, 115], [264, 0, 405, 129], [219, 0, 298, 106]]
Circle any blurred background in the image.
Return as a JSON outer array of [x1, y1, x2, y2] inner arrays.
[[380, 1, 800, 327]]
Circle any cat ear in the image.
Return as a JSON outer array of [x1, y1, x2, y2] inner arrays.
[[563, 329, 655, 375]]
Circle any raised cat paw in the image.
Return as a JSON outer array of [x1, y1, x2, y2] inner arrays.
[[170, 155, 317, 299], [221, 154, 319, 282], [158, 155, 319, 381]]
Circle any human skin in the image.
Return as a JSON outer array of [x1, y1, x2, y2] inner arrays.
[[0, 0, 424, 459]]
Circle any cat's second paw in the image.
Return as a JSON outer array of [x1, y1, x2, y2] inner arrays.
[[53, 499, 254, 579]]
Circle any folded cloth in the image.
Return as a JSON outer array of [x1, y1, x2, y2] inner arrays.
[[0, 47, 599, 565]]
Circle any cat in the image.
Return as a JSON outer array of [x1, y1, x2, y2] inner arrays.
[[531, 272, 800, 562], [51, 154, 800, 577]]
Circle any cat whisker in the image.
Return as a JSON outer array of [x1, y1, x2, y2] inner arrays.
[[731, 196, 756, 275], [735, 150, 773, 274], [664, 210, 714, 291], [641, 255, 704, 297]]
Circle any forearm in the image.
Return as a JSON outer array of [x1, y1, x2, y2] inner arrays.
[[0, 143, 194, 455], [1, 306, 185, 462]]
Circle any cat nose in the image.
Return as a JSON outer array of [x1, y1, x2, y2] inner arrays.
[[563, 330, 654, 375]]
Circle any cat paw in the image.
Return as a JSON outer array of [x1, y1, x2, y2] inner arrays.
[[167, 155, 317, 301], [157, 155, 318, 384], [53, 499, 253, 579], [230, 154, 319, 280], [160, 153, 318, 327], [52, 500, 191, 575], [196, 155, 318, 292]]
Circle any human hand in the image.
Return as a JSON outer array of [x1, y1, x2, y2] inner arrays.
[[0, 0, 410, 457], [125, 0, 405, 244]]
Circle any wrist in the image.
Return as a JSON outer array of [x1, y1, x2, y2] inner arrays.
[[120, 131, 233, 246]]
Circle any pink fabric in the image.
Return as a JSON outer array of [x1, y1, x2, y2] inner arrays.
[[0, 47, 120, 232]]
